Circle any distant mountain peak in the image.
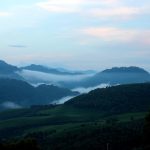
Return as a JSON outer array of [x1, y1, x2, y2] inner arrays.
[[0, 60, 25, 81], [79, 66, 150, 88], [21, 64, 68, 75], [23, 64, 48, 69], [0, 60, 19, 74], [21, 64, 91, 75], [0, 60, 7, 64], [101, 66, 149, 74]]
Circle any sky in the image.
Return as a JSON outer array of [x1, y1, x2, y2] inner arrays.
[[0, 0, 150, 71]]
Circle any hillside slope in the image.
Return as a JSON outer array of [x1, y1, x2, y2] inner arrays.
[[78, 67, 150, 88], [0, 60, 23, 80], [66, 83, 150, 114], [21, 64, 87, 75], [0, 79, 78, 109]]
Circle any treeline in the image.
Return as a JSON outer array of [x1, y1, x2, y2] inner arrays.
[[66, 83, 150, 115], [1, 113, 150, 150], [0, 78, 78, 108], [0, 138, 40, 150]]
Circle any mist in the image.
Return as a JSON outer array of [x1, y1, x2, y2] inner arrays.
[[1, 101, 22, 109], [72, 83, 110, 94], [18, 70, 93, 85], [51, 84, 110, 104], [52, 96, 75, 104]]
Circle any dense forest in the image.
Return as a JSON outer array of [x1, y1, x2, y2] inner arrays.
[[0, 115, 150, 150], [66, 83, 150, 114], [0, 78, 78, 109]]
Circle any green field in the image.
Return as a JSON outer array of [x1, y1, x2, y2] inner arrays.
[[0, 104, 147, 140]]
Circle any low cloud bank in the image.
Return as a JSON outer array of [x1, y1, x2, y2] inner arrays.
[[72, 83, 110, 94], [51, 84, 110, 104], [18, 70, 93, 85], [52, 96, 75, 104], [1, 101, 22, 109]]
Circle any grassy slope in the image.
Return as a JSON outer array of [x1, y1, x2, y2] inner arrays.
[[0, 104, 147, 139]]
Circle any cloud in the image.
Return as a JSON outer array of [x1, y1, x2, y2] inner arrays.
[[18, 69, 93, 84], [36, 0, 149, 21], [52, 96, 75, 104], [89, 7, 142, 19], [0, 12, 12, 17], [72, 83, 110, 94], [9, 45, 27, 48], [37, 4, 79, 13], [36, 0, 118, 13], [36, 0, 81, 13], [81, 27, 150, 43], [81, 27, 137, 42], [1, 101, 22, 109]]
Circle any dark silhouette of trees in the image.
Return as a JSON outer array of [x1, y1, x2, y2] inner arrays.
[[0, 138, 40, 150]]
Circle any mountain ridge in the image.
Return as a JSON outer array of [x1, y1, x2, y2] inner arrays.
[[0, 60, 150, 89], [77, 66, 150, 88], [65, 83, 150, 114], [101, 66, 150, 74], [0, 60, 24, 80], [21, 64, 90, 75], [0, 78, 79, 110]]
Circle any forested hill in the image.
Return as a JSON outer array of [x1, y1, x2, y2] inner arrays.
[[21, 64, 85, 75], [65, 83, 150, 114], [0, 79, 78, 109], [0, 60, 23, 80], [79, 67, 150, 88]]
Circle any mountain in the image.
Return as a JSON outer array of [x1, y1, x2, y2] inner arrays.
[[0, 79, 79, 110], [1, 60, 150, 89], [79, 66, 150, 88], [0, 60, 19, 73], [66, 83, 150, 114], [21, 64, 89, 75], [0, 60, 23, 80], [102, 67, 149, 74]]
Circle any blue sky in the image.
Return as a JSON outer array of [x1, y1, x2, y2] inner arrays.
[[0, 0, 150, 71]]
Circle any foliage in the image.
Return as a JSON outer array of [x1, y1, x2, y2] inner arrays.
[[66, 83, 150, 115], [0, 78, 78, 108], [0, 138, 40, 150]]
